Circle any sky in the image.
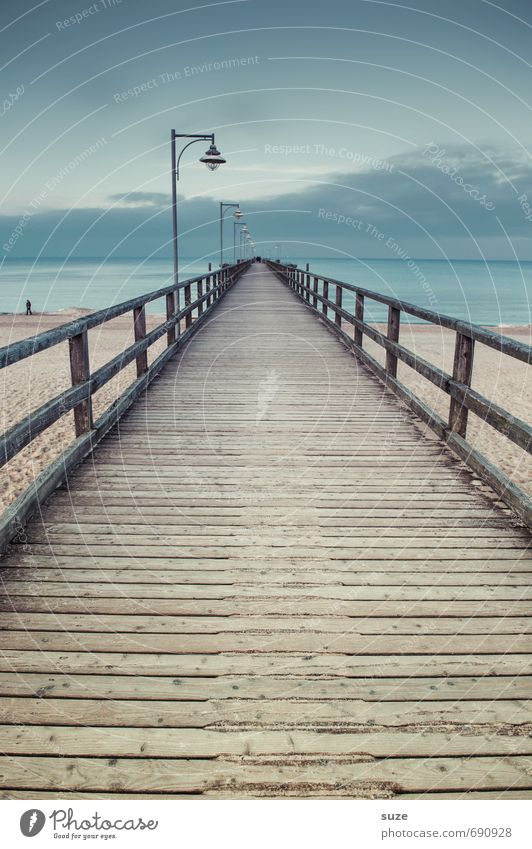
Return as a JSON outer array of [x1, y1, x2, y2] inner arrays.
[[1, 0, 532, 260]]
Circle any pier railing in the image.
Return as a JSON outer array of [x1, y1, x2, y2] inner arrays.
[[0, 260, 251, 550], [267, 260, 532, 527]]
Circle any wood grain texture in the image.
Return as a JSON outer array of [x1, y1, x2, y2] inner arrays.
[[0, 263, 530, 799]]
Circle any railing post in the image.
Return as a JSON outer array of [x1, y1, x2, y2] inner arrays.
[[166, 291, 176, 346], [133, 305, 148, 377], [69, 329, 92, 437], [335, 284, 342, 328], [354, 293, 364, 348], [449, 332, 475, 437], [206, 274, 211, 308], [322, 280, 329, 318], [197, 277, 204, 317], [385, 306, 401, 377], [184, 281, 192, 328], [306, 272, 311, 303], [313, 276, 318, 308]]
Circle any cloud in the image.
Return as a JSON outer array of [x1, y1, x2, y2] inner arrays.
[[2, 144, 532, 260], [106, 192, 171, 208]]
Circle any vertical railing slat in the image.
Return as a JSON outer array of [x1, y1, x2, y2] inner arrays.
[[166, 292, 176, 346], [69, 330, 92, 437], [184, 281, 192, 328], [449, 332, 475, 437], [197, 277, 204, 317], [385, 306, 401, 377], [354, 293, 364, 348], [335, 284, 342, 328], [133, 305, 148, 377]]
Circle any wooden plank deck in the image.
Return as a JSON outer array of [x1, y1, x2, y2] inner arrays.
[[0, 262, 530, 799]]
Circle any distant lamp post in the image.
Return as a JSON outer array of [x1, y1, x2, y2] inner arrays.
[[239, 224, 249, 260], [220, 202, 241, 266], [234, 220, 248, 262], [170, 131, 226, 316]]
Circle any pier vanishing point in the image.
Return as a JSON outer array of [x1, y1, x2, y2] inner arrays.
[[0, 260, 530, 799]]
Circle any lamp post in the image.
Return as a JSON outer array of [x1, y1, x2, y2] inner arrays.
[[235, 221, 248, 262], [170, 131, 225, 325], [239, 224, 249, 260], [220, 202, 241, 267]]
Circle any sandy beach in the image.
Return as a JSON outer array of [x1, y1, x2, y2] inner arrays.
[[0, 311, 530, 514], [0, 310, 168, 513]]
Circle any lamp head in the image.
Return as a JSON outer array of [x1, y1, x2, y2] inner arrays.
[[200, 143, 226, 171]]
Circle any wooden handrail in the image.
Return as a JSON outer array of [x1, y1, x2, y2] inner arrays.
[[267, 260, 532, 527], [0, 260, 252, 550], [269, 261, 531, 363]]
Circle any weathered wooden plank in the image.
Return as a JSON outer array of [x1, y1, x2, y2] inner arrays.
[[1, 726, 529, 758], [1, 630, 530, 655], [1, 595, 528, 616], [0, 755, 529, 793], [0, 673, 527, 701], [5, 569, 530, 587], [0, 696, 528, 727], [0, 651, 528, 677]]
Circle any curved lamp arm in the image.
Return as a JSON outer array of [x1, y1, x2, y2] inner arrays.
[[175, 136, 213, 181]]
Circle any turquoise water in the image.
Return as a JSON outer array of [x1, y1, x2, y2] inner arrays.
[[0, 257, 531, 325], [288, 258, 532, 326], [0, 257, 210, 317]]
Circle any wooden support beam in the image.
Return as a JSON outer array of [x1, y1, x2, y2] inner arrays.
[[313, 277, 318, 308], [165, 292, 176, 347], [68, 330, 92, 437], [355, 293, 365, 349], [184, 283, 192, 328], [449, 332, 475, 437], [322, 281, 329, 318], [133, 306, 148, 377], [386, 306, 401, 378], [335, 285, 343, 328], [197, 279, 204, 317]]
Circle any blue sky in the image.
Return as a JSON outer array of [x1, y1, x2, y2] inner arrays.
[[2, 0, 532, 259]]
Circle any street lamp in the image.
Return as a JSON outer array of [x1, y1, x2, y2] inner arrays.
[[239, 224, 249, 260], [220, 202, 241, 266], [170, 130, 226, 317], [234, 221, 248, 262]]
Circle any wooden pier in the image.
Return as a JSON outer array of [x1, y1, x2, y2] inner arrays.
[[0, 261, 530, 798]]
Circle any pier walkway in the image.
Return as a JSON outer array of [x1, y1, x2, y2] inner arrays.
[[0, 263, 530, 798]]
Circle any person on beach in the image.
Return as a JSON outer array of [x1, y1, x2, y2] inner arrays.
[[25, 299, 32, 316]]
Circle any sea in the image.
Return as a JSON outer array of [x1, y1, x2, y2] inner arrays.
[[0, 257, 531, 326]]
